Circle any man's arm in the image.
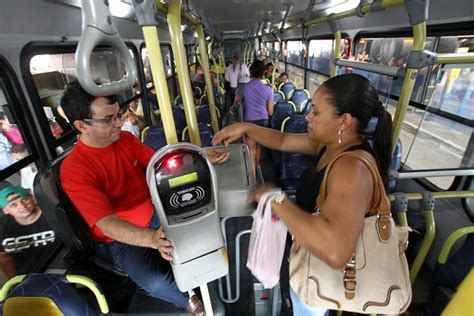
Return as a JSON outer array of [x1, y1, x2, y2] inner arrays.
[[0, 252, 16, 279], [96, 215, 174, 261]]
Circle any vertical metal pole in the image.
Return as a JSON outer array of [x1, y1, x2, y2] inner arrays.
[[391, 22, 426, 151], [168, 0, 201, 146], [331, 31, 341, 77], [196, 24, 219, 133], [133, 0, 178, 144], [142, 27, 179, 144]]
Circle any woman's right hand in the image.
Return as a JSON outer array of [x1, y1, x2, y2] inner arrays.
[[212, 122, 248, 146]]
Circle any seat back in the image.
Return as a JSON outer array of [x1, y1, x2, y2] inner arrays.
[[290, 89, 310, 113], [270, 101, 296, 130], [197, 105, 221, 129], [182, 123, 214, 147], [200, 94, 209, 107], [33, 152, 127, 277], [34, 154, 93, 258], [362, 116, 402, 193], [279, 115, 316, 191], [172, 105, 187, 135], [1, 273, 107, 316], [278, 82, 296, 100], [273, 91, 285, 103], [143, 126, 168, 151]]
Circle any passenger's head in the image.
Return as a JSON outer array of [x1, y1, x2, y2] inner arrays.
[[0, 186, 40, 224], [232, 53, 239, 64], [306, 74, 392, 181], [277, 72, 289, 85], [249, 60, 266, 79], [61, 80, 123, 147], [263, 63, 274, 77]]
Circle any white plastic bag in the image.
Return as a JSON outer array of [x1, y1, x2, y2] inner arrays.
[[247, 190, 288, 289]]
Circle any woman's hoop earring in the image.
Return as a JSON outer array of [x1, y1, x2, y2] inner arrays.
[[337, 128, 343, 144]]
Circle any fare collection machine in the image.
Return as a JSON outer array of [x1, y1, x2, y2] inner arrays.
[[209, 143, 256, 217], [146, 143, 228, 292]]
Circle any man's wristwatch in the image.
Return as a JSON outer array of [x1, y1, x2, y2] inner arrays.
[[271, 192, 286, 205]]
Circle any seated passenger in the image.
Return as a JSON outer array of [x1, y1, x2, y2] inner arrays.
[[276, 72, 289, 87], [59, 81, 204, 315], [213, 74, 393, 315], [0, 185, 59, 278]]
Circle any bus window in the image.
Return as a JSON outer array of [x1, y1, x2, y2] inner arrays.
[[355, 37, 435, 102], [29, 48, 136, 144], [266, 42, 274, 59], [287, 64, 305, 89], [274, 41, 281, 59], [425, 36, 474, 120], [287, 40, 305, 67], [0, 85, 32, 181], [276, 60, 285, 74], [306, 72, 329, 96], [308, 39, 333, 75], [141, 45, 177, 120]]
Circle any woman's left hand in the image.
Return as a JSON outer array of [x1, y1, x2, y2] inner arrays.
[[205, 148, 230, 164], [246, 184, 276, 204]]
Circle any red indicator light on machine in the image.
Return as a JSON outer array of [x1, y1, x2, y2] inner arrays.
[[166, 157, 179, 170]]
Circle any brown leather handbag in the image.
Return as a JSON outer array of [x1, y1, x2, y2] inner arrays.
[[289, 151, 412, 314]]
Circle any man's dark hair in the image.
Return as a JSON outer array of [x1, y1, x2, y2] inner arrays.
[[60, 80, 117, 126], [249, 60, 266, 78]]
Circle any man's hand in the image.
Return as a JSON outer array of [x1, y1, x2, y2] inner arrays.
[[153, 227, 174, 261]]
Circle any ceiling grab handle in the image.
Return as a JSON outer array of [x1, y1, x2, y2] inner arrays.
[[76, 0, 137, 96]]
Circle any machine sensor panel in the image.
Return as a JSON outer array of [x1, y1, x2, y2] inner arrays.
[[168, 172, 198, 188]]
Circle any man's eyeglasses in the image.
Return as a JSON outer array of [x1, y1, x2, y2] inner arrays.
[[83, 112, 124, 125]]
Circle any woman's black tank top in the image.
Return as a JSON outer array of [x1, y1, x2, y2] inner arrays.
[[295, 142, 373, 213]]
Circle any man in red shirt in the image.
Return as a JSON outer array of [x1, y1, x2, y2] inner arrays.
[[59, 81, 203, 315]]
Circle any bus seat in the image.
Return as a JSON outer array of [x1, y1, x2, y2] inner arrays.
[[273, 91, 285, 103], [290, 89, 310, 113], [362, 116, 402, 193], [193, 82, 205, 99], [1, 273, 108, 316], [197, 105, 221, 129], [389, 139, 403, 192], [200, 94, 209, 107], [279, 115, 316, 192], [33, 153, 128, 277], [278, 82, 296, 100], [270, 101, 296, 130], [182, 123, 214, 147], [174, 95, 182, 107], [428, 226, 474, 315], [462, 176, 474, 222], [143, 126, 168, 151], [173, 105, 187, 135]]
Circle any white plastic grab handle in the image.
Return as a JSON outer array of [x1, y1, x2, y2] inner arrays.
[[76, 0, 137, 96]]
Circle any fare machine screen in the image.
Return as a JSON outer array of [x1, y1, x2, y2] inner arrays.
[[157, 151, 211, 221], [146, 143, 228, 292]]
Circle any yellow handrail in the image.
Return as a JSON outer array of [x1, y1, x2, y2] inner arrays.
[[142, 26, 179, 144], [196, 24, 219, 134], [168, 0, 201, 146]]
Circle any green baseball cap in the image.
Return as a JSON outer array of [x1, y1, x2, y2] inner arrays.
[[0, 186, 30, 209]]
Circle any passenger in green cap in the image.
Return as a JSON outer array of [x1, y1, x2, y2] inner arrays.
[[0, 185, 58, 278]]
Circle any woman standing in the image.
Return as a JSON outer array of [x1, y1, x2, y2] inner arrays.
[[224, 53, 250, 112], [242, 60, 274, 175], [213, 74, 393, 315]]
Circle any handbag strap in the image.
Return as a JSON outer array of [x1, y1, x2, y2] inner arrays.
[[315, 150, 392, 300], [315, 150, 390, 217]]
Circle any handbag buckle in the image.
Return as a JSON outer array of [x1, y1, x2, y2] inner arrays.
[[343, 255, 357, 299]]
